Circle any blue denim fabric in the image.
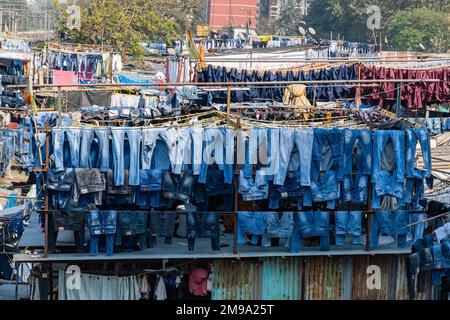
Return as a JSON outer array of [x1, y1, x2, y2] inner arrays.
[[426, 118, 442, 135], [237, 129, 258, 178], [139, 169, 162, 191], [88, 210, 117, 256], [141, 128, 176, 170], [342, 174, 369, 204], [431, 244, 450, 270], [291, 212, 330, 252], [344, 129, 372, 175], [264, 212, 294, 238], [79, 128, 110, 172], [111, 128, 141, 186], [372, 131, 405, 205], [268, 171, 306, 209], [309, 129, 344, 206], [411, 216, 427, 246], [203, 165, 234, 197], [405, 128, 432, 180], [369, 211, 408, 249], [52, 128, 81, 171], [403, 178, 425, 207], [162, 169, 197, 202], [237, 212, 269, 245], [199, 128, 234, 184], [175, 127, 203, 175], [274, 128, 313, 186], [335, 211, 362, 245], [115, 211, 147, 250], [238, 170, 269, 201]]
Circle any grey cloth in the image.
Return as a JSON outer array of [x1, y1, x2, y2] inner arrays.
[[380, 139, 398, 211], [66, 91, 112, 110], [150, 211, 176, 237], [73, 168, 106, 206]]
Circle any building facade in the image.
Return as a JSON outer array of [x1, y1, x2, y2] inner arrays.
[[208, 0, 258, 32]]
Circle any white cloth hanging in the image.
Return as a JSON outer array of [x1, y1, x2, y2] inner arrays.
[[154, 275, 167, 300]]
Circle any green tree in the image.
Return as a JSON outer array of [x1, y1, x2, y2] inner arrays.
[[53, 0, 205, 60], [305, 0, 450, 44], [273, 2, 305, 36], [388, 8, 449, 52]]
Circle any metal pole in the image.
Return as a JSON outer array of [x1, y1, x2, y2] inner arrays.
[[15, 262, 19, 300]]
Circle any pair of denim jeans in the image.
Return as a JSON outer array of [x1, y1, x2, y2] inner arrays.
[[238, 170, 269, 201], [342, 129, 372, 204], [237, 212, 268, 246], [52, 128, 81, 172], [334, 211, 362, 245], [112, 128, 141, 186], [186, 207, 220, 251], [79, 127, 110, 172], [372, 131, 405, 209], [115, 211, 147, 252], [310, 129, 344, 207], [405, 128, 432, 180], [48, 209, 85, 253], [291, 212, 330, 252], [238, 128, 280, 180], [369, 211, 408, 249], [274, 128, 313, 186], [47, 168, 75, 209], [88, 210, 117, 256], [162, 169, 197, 202], [199, 128, 234, 184], [147, 211, 176, 246]]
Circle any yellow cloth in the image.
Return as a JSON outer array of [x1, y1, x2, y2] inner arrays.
[[282, 85, 312, 107], [102, 52, 112, 75]]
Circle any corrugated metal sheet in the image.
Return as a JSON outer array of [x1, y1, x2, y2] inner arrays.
[[212, 255, 433, 300], [350, 255, 433, 300], [260, 257, 303, 300], [211, 259, 261, 300], [304, 256, 347, 300]]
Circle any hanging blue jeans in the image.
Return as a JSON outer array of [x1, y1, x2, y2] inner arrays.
[[111, 128, 141, 186], [79, 127, 110, 172], [372, 131, 405, 208], [335, 211, 362, 245], [52, 128, 81, 171], [237, 212, 269, 246], [199, 128, 234, 184], [88, 210, 117, 256], [291, 212, 330, 252], [141, 128, 176, 170], [369, 211, 408, 249], [238, 170, 269, 201], [405, 128, 432, 180], [264, 212, 294, 248], [274, 128, 313, 186]]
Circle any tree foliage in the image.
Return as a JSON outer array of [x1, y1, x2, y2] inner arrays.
[[388, 8, 449, 52], [304, 0, 450, 51], [53, 0, 205, 60]]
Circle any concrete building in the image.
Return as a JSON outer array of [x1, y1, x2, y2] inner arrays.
[[208, 0, 258, 32], [259, 0, 309, 20]]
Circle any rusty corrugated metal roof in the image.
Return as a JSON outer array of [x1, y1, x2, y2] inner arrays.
[[211, 259, 261, 300], [261, 257, 303, 300]]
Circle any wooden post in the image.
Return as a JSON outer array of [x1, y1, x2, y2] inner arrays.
[[226, 85, 231, 117]]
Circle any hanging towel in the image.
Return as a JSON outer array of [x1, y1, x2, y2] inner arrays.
[[282, 84, 312, 107]]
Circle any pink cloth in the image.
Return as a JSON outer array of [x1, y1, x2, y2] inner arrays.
[[189, 268, 209, 296], [52, 70, 78, 86]]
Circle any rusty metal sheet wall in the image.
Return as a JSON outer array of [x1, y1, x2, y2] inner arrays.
[[260, 257, 303, 300], [212, 255, 433, 300], [211, 259, 261, 300], [350, 255, 432, 300], [304, 256, 347, 300]]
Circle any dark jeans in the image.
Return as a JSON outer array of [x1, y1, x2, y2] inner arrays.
[[48, 210, 85, 253]]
